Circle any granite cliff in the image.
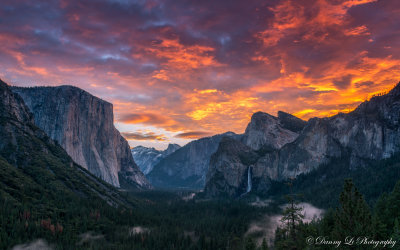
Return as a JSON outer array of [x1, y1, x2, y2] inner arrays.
[[205, 82, 400, 197], [12, 86, 150, 189], [0, 79, 130, 207], [205, 137, 259, 197], [205, 111, 306, 196]]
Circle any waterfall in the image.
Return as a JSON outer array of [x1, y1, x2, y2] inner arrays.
[[239, 167, 252, 198], [246, 167, 252, 193]]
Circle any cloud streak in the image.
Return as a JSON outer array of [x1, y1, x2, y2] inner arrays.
[[174, 131, 214, 139], [121, 131, 167, 141]]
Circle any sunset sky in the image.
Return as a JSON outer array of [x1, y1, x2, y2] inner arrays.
[[1, 0, 400, 149]]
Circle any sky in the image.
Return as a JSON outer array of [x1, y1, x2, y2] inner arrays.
[[1, 0, 400, 150]]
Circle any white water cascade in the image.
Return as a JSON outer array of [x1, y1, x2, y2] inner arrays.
[[246, 167, 252, 193]]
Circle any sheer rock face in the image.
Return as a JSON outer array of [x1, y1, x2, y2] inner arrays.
[[1, 79, 134, 207], [205, 83, 400, 197], [131, 144, 181, 175], [205, 137, 259, 197], [147, 132, 240, 189], [241, 111, 303, 151], [12, 86, 150, 189]]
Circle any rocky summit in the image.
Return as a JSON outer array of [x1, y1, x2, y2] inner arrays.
[[12, 86, 151, 189], [241, 111, 306, 151], [205, 82, 400, 197], [131, 144, 181, 175]]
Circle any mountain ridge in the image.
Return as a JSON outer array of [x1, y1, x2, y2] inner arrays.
[[131, 143, 181, 175], [204, 82, 400, 197], [147, 132, 241, 189]]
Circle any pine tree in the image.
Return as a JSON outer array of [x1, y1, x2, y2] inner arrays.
[[244, 236, 256, 250], [391, 218, 400, 243], [386, 181, 400, 231], [319, 208, 335, 236], [332, 179, 373, 242], [374, 192, 389, 236], [372, 214, 387, 239], [260, 238, 269, 250], [374, 181, 400, 236], [275, 178, 304, 250]]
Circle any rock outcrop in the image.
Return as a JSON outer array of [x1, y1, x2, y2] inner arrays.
[[205, 82, 400, 197], [241, 111, 304, 151], [147, 132, 240, 189], [205, 111, 305, 196], [277, 111, 307, 133], [205, 137, 259, 197], [12, 85, 150, 189], [131, 144, 181, 175]]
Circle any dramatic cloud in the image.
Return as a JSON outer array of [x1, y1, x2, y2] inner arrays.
[[121, 131, 167, 141], [174, 131, 214, 139], [1, 0, 399, 149], [118, 113, 174, 126]]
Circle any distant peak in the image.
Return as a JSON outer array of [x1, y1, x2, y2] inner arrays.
[[277, 111, 307, 133], [251, 111, 275, 120], [277, 111, 303, 121], [164, 143, 181, 155], [166, 143, 181, 150], [222, 131, 236, 136], [277, 110, 291, 117]]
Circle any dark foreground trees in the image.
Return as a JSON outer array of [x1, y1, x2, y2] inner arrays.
[[275, 178, 400, 249]]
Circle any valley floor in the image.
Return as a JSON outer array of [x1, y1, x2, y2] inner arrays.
[[1, 188, 280, 250]]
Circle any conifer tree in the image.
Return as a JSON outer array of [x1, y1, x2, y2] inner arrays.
[[260, 238, 269, 250], [391, 218, 400, 243], [372, 214, 387, 239], [275, 178, 304, 250], [244, 236, 256, 250], [332, 179, 373, 242], [374, 193, 389, 236], [386, 181, 400, 231]]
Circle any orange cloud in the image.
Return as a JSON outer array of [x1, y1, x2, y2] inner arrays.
[[7, 51, 50, 77], [182, 89, 263, 133], [256, 0, 377, 46], [344, 25, 370, 36], [146, 38, 222, 82], [249, 52, 400, 120], [174, 131, 214, 139], [118, 113, 175, 126], [147, 39, 219, 70], [197, 89, 218, 94], [122, 131, 167, 141]]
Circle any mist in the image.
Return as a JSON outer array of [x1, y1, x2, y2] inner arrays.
[[246, 202, 324, 246]]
